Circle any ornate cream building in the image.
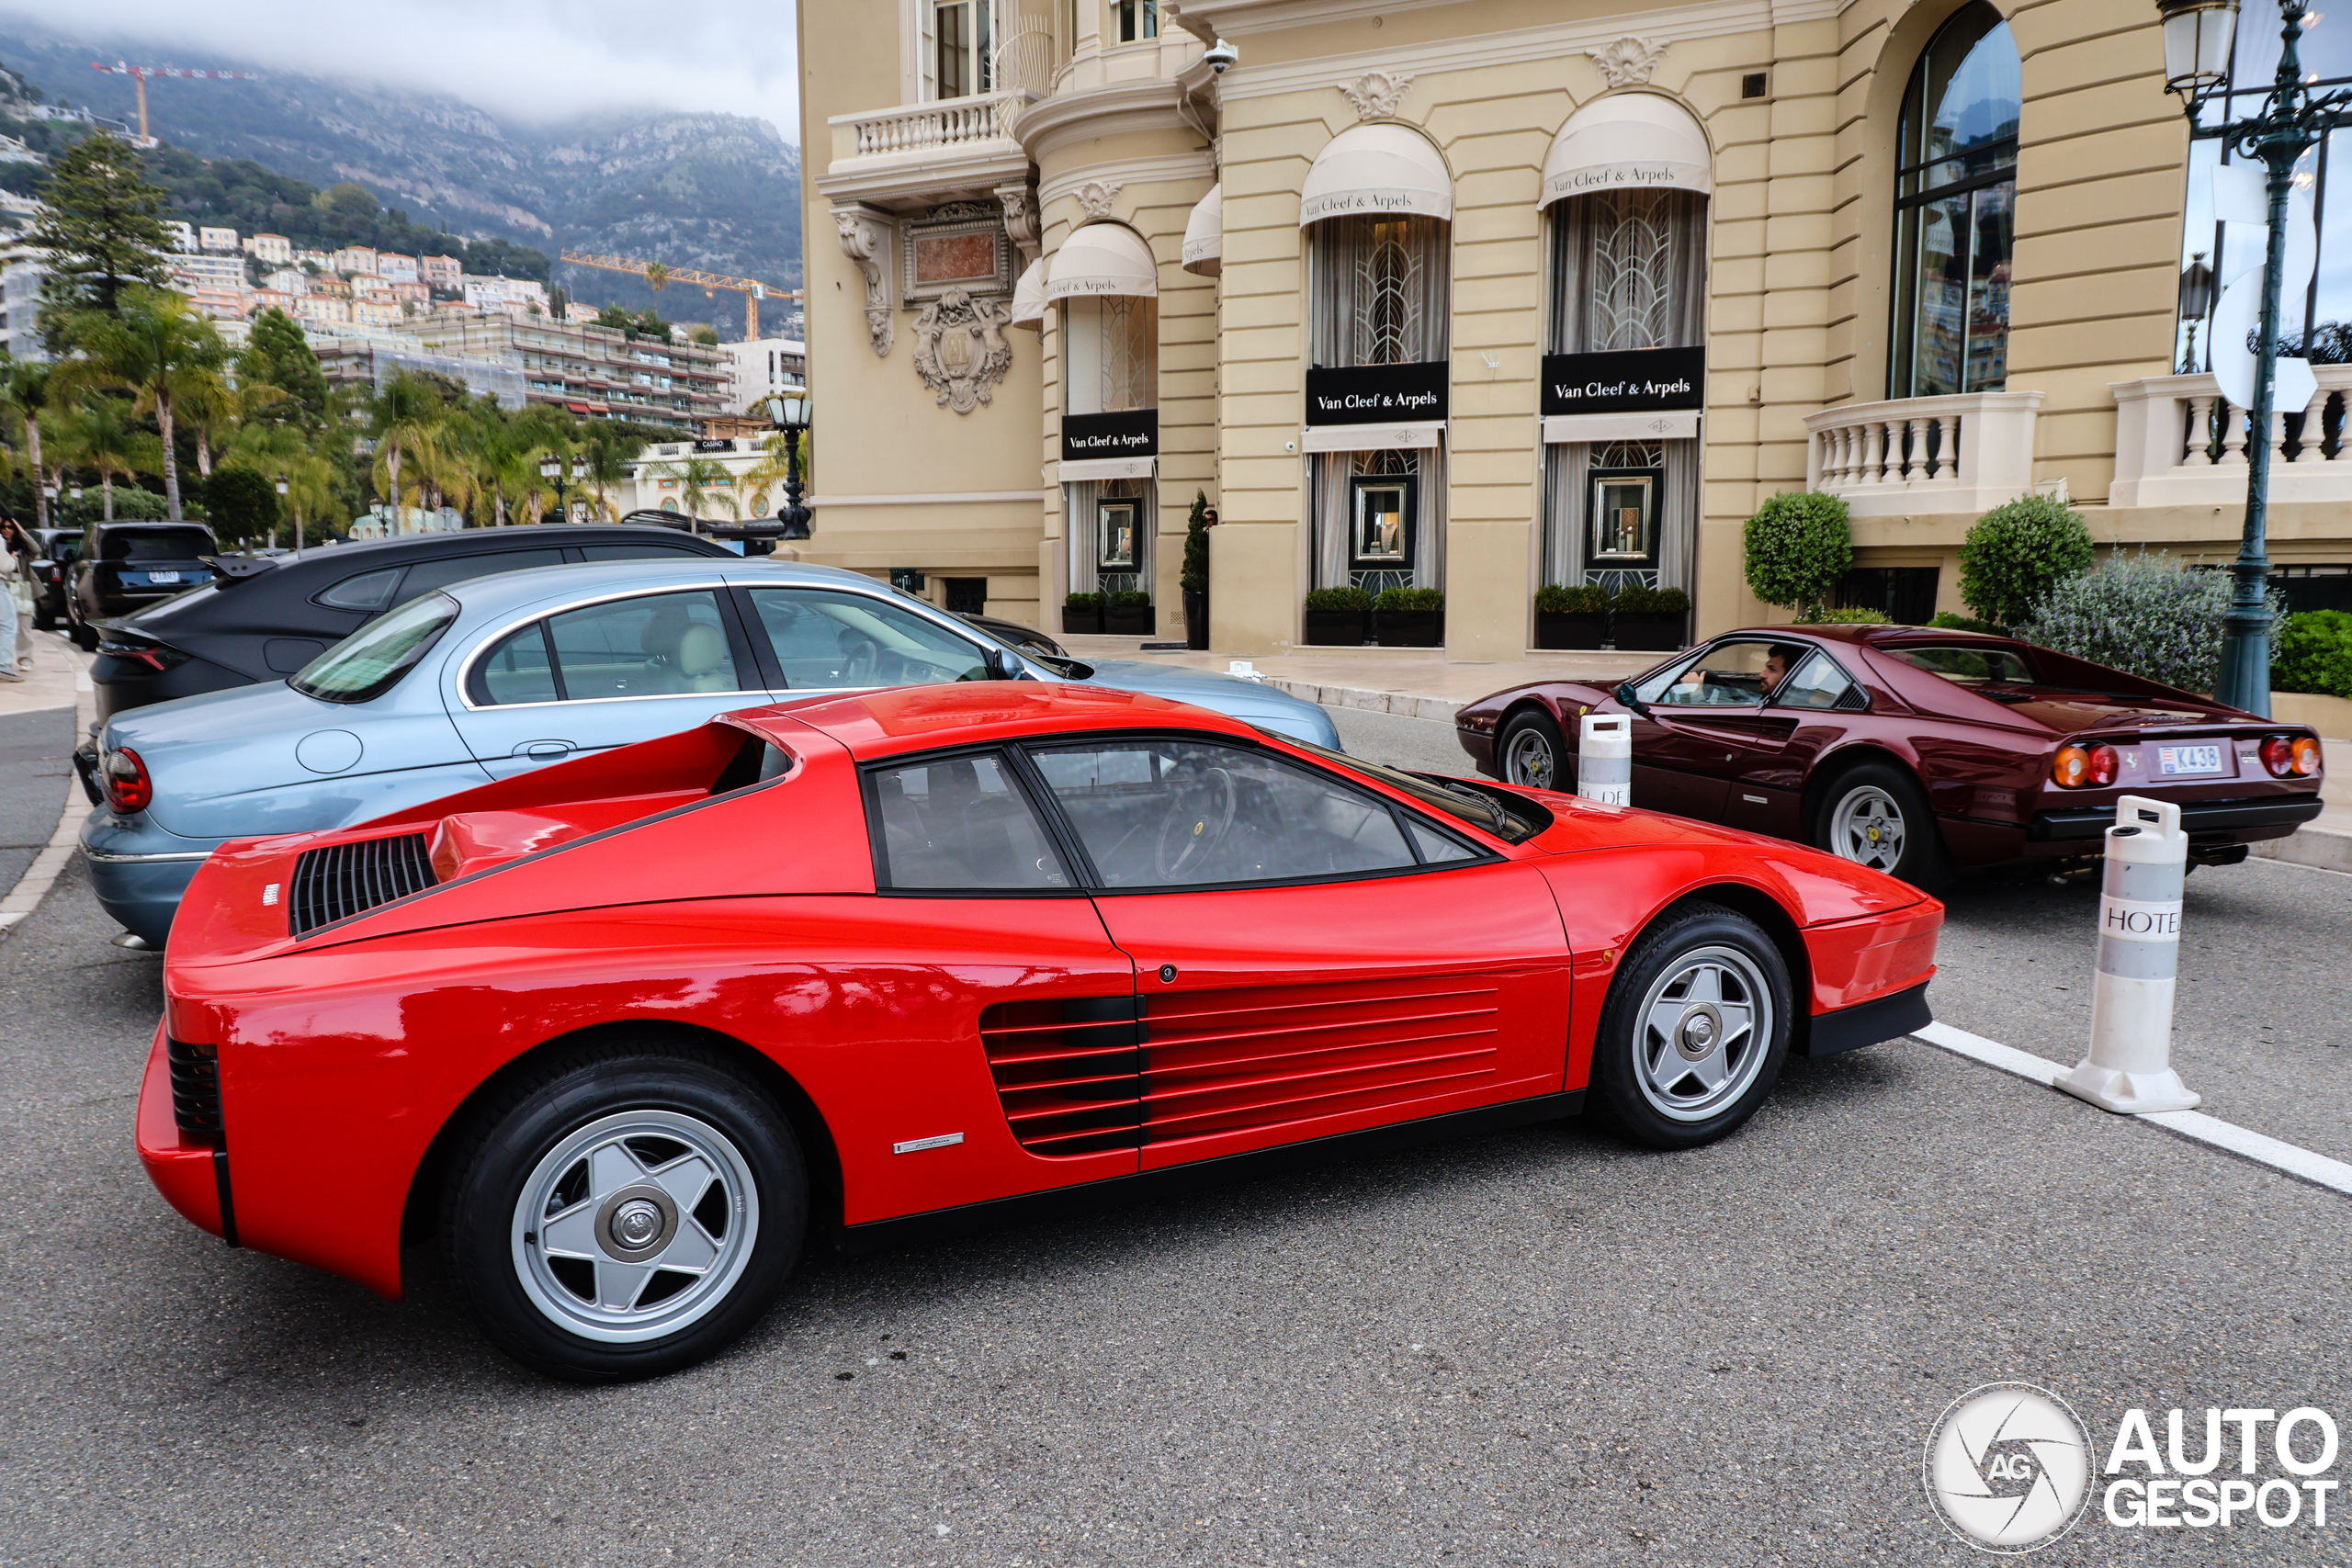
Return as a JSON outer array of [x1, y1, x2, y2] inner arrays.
[[795, 0, 2352, 650]]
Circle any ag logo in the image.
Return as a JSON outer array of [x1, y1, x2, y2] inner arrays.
[[1923, 1382, 2093, 1552]]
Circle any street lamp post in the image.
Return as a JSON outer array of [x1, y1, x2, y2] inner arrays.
[[538, 454, 587, 524], [2177, 252, 2215, 372], [763, 391, 814, 544], [275, 474, 294, 556], [2157, 0, 2352, 714]]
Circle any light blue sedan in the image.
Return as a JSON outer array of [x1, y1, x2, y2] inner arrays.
[[82, 558, 1339, 944]]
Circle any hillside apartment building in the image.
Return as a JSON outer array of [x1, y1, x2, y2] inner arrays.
[[794, 0, 2352, 647]]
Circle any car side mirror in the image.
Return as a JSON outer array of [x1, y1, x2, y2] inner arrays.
[[987, 643, 1028, 681], [1614, 682, 1645, 714]]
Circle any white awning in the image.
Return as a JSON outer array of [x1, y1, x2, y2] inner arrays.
[[1009, 258, 1046, 332], [1046, 223, 1159, 301], [1182, 183, 1222, 276], [1299, 123, 1453, 226], [1541, 93, 1713, 205]]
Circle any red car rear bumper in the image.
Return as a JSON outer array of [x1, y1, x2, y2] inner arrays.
[[135, 1021, 232, 1244]]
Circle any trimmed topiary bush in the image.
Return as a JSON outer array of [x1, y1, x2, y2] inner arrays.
[[2274, 608, 2352, 698], [1304, 586, 1374, 613], [1743, 491, 1852, 613], [1064, 592, 1103, 609], [1105, 589, 1151, 607], [1535, 582, 1611, 615], [1374, 586, 1444, 612], [1959, 495, 2095, 626], [1180, 491, 1210, 595], [1611, 584, 1690, 615], [2021, 552, 2279, 693]]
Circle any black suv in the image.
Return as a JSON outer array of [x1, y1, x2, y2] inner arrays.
[[67, 521, 221, 648], [89, 523, 738, 723], [26, 526, 81, 630]]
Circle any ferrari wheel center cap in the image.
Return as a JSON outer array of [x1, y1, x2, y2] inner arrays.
[[596, 1185, 679, 1261], [1676, 1003, 1723, 1061]]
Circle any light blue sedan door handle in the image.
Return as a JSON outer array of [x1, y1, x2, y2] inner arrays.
[[519, 740, 575, 761]]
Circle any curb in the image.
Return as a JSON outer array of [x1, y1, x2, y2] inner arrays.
[[2251, 824, 2352, 874], [1264, 679, 1464, 724]]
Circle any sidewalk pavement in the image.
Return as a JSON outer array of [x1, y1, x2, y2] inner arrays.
[[0, 629, 96, 938]]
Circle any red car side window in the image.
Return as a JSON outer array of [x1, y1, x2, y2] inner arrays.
[[868, 750, 1072, 892]]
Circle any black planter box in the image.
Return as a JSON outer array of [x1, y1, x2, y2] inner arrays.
[[1062, 604, 1104, 635], [1182, 588, 1209, 649], [1104, 604, 1156, 636], [1375, 609, 1444, 648], [1534, 612, 1607, 649], [1612, 613, 1686, 651], [1302, 610, 1369, 646]]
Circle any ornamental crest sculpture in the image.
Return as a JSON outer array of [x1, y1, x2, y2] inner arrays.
[[1339, 70, 1415, 121], [1589, 38, 1668, 88], [912, 288, 1013, 413]]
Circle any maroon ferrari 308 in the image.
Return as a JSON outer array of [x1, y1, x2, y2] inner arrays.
[[141, 685, 1940, 1380], [1455, 625, 2326, 888]]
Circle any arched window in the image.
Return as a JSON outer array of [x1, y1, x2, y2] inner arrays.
[[1890, 4, 2021, 398], [1051, 225, 1160, 603]]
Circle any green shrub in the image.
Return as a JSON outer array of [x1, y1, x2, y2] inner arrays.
[[1180, 490, 1210, 595], [199, 468, 279, 546], [1743, 491, 1852, 612], [2022, 552, 2280, 693], [1376, 586, 1445, 613], [1798, 604, 1894, 625], [1612, 584, 1690, 615], [1929, 611, 2006, 635], [1535, 582, 1610, 615], [1064, 591, 1102, 609], [1959, 495, 2095, 626], [1105, 589, 1151, 607], [1304, 586, 1373, 613], [60, 486, 193, 526], [2274, 609, 2352, 698]]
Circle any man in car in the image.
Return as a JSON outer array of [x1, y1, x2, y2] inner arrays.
[[1668, 641, 1804, 704]]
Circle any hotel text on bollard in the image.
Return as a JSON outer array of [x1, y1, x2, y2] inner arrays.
[[1578, 714, 1631, 807], [2056, 796, 2200, 1114]]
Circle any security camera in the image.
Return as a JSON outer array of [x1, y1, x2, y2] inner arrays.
[[1204, 39, 1238, 73]]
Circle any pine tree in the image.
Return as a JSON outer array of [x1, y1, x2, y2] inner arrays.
[[241, 307, 330, 426], [31, 130, 174, 344]]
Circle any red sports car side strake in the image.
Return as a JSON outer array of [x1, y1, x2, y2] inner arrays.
[[1454, 625, 2326, 888], [141, 685, 1940, 1380]]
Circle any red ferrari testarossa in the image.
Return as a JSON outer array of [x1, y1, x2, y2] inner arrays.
[[141, 683, 1940, 1379]]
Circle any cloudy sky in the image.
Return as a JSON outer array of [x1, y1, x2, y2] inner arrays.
[[2, 0, 801, 132]]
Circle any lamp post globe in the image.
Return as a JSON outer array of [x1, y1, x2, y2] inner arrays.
[[768, 389, 814, 543]]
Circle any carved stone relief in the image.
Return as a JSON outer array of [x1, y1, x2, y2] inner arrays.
[[1339, 70, 1415, 121], [831, 202, 895, 357], [996, 181, 1041, 264], [1074, 180, 1125, 220], [1588, 38, 1668, 88], [912, 288, 1014, 413]]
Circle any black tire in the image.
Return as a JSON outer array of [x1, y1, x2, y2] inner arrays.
[[1590, 902, 1792, 1150], [1497, 708, 1569, 792], [1810, 760, 1951, 892], [70, 622, 97, 652], [33, 607, 53, 632], [443, 1041, 806, 1382]]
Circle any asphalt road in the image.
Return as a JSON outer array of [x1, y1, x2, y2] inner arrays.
[[3, 706, 2349, 1565]]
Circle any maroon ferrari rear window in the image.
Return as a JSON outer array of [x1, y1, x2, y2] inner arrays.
[[1888, 646, 2034, 685]]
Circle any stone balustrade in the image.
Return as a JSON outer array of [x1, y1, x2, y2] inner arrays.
[[2109, 367, 2352, 508], [1803, 391, 2044, 518]]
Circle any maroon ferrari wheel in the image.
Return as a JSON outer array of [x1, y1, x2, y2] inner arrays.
[[1812, 761, 1951, 892]]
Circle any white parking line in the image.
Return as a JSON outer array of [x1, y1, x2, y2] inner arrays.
[[1909, 1021, 2352, 1200]]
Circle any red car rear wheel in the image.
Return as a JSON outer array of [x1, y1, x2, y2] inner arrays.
[[443, 1041, 807, 1382]]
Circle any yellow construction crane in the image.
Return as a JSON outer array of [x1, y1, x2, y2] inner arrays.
[[89, 62, 257, 143], [559, 251, 801, 341]]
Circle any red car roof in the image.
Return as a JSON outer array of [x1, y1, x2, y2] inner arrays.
[[727, 682, 1260, 761]]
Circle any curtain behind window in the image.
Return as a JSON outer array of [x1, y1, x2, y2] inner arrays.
[[1311, 448, 1443, 591], [1309, 214, 1451, 367]]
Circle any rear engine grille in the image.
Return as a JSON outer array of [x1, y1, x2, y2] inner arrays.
[[979, 997, 1146, 1156], [166, 1036, 223, 1144], [288, 832, 438, 935]]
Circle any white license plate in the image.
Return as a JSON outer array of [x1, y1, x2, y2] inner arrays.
[[2156, 743, 2224, 776], [144, 570, 181, 583]]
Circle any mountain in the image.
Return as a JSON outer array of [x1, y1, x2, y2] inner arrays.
[[0, 24, 803, 341]]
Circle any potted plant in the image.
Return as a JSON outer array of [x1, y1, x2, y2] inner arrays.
[[1611, 584, 1690, 650], [1181, 490, 1211, 650], [1533, 582, 1611, 649], [1374, 586, 1445, 648], [1302, 586, 1373, 646], [1104, 589, 1156, 636], [1062, 592, 1104, 634]]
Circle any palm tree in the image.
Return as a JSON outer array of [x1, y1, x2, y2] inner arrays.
[[642, 454, 733, 521], [0, 360, 52, 527], [365, 370, 444, 524], [175, 372, 288, 479], [55, 288, 226, 522], [574, 433, 637, 521], [741, 430, 808, 517], [222, 423, 333, 548], [51, 397, 163, 522]]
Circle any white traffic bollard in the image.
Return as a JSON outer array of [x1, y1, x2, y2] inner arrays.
[[1577, 714, 1632, 807], [2056, 795, 2200, 1113], [1227, 660, 1262, 682]]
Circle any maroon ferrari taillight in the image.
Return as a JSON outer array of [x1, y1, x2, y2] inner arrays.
[[2262, 736, 2296, 777], [2086, 744, 2120, 787], [103, 747, 153, 814], [978, 997, 1145, 1156], [2292, 736, 2324, 776], [2052, 745, 2091, 788]]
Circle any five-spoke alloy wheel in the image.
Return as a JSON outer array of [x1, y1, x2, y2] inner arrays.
[[1812, 761, 1949, 891], [1591, 903, 1792, 1148], [446, 1043, 805, 1382], [1498, 710, 1567, 792]]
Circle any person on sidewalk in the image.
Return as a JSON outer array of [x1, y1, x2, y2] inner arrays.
[[0, 518, 28, 682]]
